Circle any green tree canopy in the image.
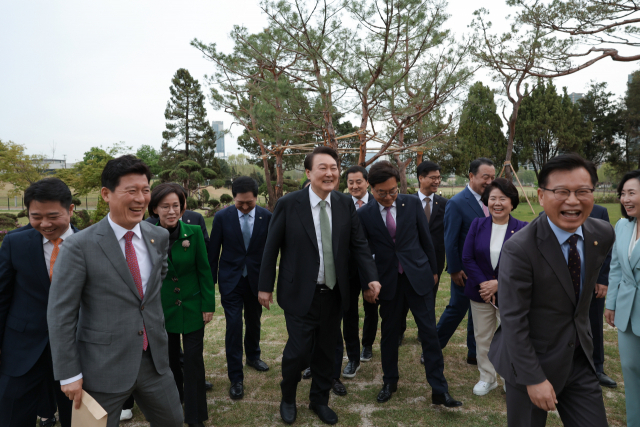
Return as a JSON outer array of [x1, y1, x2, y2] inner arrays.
[[159, 160, 216, 196], [135, 145, 161, 175], [0, 140, 47, 194]]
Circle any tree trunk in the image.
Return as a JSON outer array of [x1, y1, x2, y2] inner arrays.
[[357, 105, 370, 166], [416, 151, 423, 167], [275, 151, 284, 201]]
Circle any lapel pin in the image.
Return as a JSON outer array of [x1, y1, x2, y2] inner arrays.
[[511, 230, 514, 233], [187, 220, 191, 223], [259, 217, 262, 219], [184, 234, 187, 237], [402, 204, 405, 206], [150, 239, 155, 244], [436, 202, 438, 204], [594, 241, 598, 246]]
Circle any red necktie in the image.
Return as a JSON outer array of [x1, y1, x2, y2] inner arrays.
[[385, 207, 403, 274], [124, 231, 148, 350], [356, 199, 364, 209], [49, 238, 62, 281], [482, 204, 490, 217]]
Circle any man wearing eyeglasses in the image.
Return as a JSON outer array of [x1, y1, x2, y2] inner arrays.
[[488, 154, 614, 426]]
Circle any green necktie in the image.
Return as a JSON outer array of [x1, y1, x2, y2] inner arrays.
[[319, 200, 336, 289]]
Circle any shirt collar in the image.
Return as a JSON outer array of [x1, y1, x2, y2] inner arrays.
[[547, 216, 584, 245], [418, 189, 432, 201], [42, 224, 74, 245], [467, 184, 482, 202], [238, 207, 256, 218], [309, 185, 331, 208], [378, 200, 396, 213], [352, 192, 369, 205], [108, 213, 143, 241]]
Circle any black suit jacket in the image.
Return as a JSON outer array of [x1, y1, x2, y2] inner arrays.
[[209, 205, 272, 296], [357, 194, 438, 301], [0, 225, 79, 377], [258, 188, 378, 317], [348, 193, 377, 285], [488, 213, 615, 388], [146, 210, 209, 242], [416, 192, 447, 277]]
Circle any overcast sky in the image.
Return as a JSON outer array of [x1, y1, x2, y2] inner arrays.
[[1, 0, 637, 163]]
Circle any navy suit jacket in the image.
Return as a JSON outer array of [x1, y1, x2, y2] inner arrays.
[[357, 194, 438, 301], [444, 186, 485, 274], [209, 205, 272, 296], [462, 215, 528, 303], [349, 193, 377, 285], [0, 225, 79, 377], [7, 223, 33, 234], [415, 192, 448, 276], [537, 204, 611, 285]]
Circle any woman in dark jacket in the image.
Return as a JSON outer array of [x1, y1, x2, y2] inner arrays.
[[462, 178, 527, 396], [149, 183, 215, 427]]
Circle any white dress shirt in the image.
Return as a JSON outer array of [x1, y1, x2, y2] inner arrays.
[[61, 216, 154, 386], [489, 222, 509, 270], [467, 184, 484, 211], [42, 225, 74, 272], [352, 192, 369, 207], [238, 207, 256, 235], [418, 190, 434, 213], [309, 186, 332, 284], [378, 201, 397, 226]]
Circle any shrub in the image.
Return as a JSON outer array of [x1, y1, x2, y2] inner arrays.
[[212, 179, 225, 189], [199, 189, 210, 204], [72, 196, 82, 206], [186, 196, 198, 210], [208, 198, 220, 209], [0, 214, 18, 230], [17, 209, 27, 218], [71, 210, 93, 230], [220, 194, 233, 204]]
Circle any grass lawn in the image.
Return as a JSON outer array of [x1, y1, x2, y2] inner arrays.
[[122, 203, 627, 426]]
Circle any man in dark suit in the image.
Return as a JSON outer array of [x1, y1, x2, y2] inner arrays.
[[0, 178, 75, 427], [258, 147, 380, 425], [437, 158, 495, 365], [489, 154, 614, 426], [210, 176, 271, 400], [357, 161, 462, 407], [538, 204, 616, 388]]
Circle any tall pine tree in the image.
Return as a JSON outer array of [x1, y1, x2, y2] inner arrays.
[[162, 68, 214, 158]]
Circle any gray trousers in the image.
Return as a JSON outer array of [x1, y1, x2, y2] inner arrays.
[[86, 350, 183, 427], [505, 348, 608, 427]]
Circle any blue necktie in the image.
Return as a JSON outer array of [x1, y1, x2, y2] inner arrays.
[[241, 213, 251, 277]]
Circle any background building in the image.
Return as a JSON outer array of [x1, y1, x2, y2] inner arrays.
[[568, 92, 584, 104], [212, 120, 225, 157]]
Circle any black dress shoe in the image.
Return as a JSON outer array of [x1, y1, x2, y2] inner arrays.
[[420, 353, 425, 365], [280, 401, 297, 424], [246, 358, 269, 372], [302, 367, 312, 379], [40, 417, 57, 427], [466, 356, 477, 365], [188, 423, 205, 427], [229, 381, 244, 400], [342, 360, 360, 379], [432, 392, 463, 407], [360, 346, 373, 362], [309, 402, 338, 425], [398, 333, 405, 347], [376, 383, 397, 403], [597, 372, 617, 388], [205, 380, 213, 391], [331, 378, 347, 396]]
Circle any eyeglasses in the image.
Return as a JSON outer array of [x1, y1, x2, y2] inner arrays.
[[426, 175, 442, 182], [158, 205, 182, 212], [374, 188, 399, 198], [539, 187, 595, 201]]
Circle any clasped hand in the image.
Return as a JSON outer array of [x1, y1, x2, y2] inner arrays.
[[479, 280, 498, 304], [363, 281, 382, 304]]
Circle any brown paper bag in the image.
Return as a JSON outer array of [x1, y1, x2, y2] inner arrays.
[[71, 390, 108, 427]]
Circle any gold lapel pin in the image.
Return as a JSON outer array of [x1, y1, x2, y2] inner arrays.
[[150, 239, 155, 244], [594, 241, 598, 246], [187, 220, 191, 223], [184, 234, 187, 237], [436, 202, 438, 204], [259, 217, 262, 219], [511, 230, 514, 233], [402, 204, 405, 206]]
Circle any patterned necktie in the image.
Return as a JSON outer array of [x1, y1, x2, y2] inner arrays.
[[49, 238, 62, 281], [124, 231, 148, 350], [241, 214, 251, 277], [356, 199, 364, 209], [385, 207, 404, 274], [482, 203, 490, 217], [424, 197, 431, 222], [319, 200, 336, 289], [567, 234, 581, 347]]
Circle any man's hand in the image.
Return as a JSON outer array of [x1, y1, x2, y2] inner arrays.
[[433, 274, 438, 284], [526, 380, 557, 411], [258, 291, 273, 310], [605, 309, 615, 328], [366, 281, 381, 303], [61, 378, 84, 409], [594, 284, 607, 299], [202, 312, 213, 324], [451, 270, 467, 287]]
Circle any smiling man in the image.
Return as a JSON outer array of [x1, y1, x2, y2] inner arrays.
[[258, 147, 380, 425], [488, 154, 615, 427], [47, 155, 183, 427]]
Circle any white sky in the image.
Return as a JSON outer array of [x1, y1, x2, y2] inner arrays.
[[1, 0, 637, 163]]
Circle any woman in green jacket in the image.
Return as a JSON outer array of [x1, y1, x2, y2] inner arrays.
[[149, 183, 215, 427]]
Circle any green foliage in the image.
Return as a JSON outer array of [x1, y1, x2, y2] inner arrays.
[[0, 139, 48, 194], [220, 194, 233, 204], [199, 189, 210, 204], [208, 198, 220, 209], [212, 179, 225, 189], [136, 145, 162, 176], [454, 82, 507, 173], [72, 196, 81, 206], [610, 70, 640, 175], [159, 160, 216, 196], [17, 209, 27, 218], [517, 170, 537, 185], [0, 213, 18, 230], [94, 198, 110, 223], [186, 196, 198, 210]]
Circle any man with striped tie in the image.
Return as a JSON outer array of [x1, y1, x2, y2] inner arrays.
[[0, 178, 75, 427]]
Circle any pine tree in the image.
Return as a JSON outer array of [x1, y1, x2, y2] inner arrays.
[[162, 68, 214, 158]]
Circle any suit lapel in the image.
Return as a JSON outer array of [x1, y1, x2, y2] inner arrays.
[[430, 195, 440, 226], [295, 188, 319, 252], [580, 219, 600, 310], [628, 222, 640, 269], [370, 201, 395, 247], [330, 192, 343, 258], [395, 195, 408, 241], [537, 214, 577, 305], [30, 231, 51, 289], [95, 219, 142, 301], [247, 208, 264, 251], [231, 208, 247, 251], [464, 187, 484, 218]]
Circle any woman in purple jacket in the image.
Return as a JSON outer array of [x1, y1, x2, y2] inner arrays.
[[462, 178, 528, 396]]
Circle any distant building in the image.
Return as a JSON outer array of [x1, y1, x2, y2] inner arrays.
[[211, 121, 225, 156], [630, 74, 634, 84], [568, 92, 583, 104], [34, 158, 67, 172]]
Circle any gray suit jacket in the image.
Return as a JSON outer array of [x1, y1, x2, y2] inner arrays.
[[488, 213, 614, 390], [47, 217, 170, 393]]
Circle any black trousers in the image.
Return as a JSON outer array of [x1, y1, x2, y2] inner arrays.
[[281, 287, 341, 405], [0, 344, 71, 427], [400, 276, 440, 337], [379, 273, 447, 394], [333, 281, 364, 378], [505, 348, 607, 427], [168, 327, 208, 424], [589, 295, 606, 373], [362, 298, 379, 348]]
